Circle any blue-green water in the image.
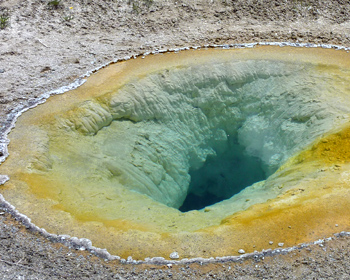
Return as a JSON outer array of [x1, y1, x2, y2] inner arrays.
[[180, 141, 266, 211]]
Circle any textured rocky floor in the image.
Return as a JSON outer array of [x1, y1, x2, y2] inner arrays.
[[1, 0, 350, 278]]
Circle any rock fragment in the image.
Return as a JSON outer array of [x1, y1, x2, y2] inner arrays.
[[169, 252, 179, 259]]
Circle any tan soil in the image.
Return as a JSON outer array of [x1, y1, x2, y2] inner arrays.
[[1, 0, 350, 278]]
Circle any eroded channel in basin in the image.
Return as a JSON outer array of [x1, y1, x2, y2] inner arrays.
[[2, 46, 350, 260]]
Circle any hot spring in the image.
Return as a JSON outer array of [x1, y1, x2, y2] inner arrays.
[[2, 45, 350, 260]]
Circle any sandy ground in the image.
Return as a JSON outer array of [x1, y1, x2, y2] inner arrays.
[[1, 0, 350, 278]]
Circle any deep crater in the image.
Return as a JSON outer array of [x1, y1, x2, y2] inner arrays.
[[2, 46, 350, 260], [47, 55, 341, 211], [180, 141, 267, 212]]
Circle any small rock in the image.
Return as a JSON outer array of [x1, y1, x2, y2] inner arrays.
[[40, 66, 52, 73], [278, 243, 284, 247], [335, 224, 338, 227], [269, 241, 273, 245], [0, 69, 5, 73], [169, 252, 179, 259], [167, 263, 172, 268], [238, 249, 245, 254]]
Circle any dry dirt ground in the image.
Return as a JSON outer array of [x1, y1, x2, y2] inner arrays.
[[1, 0, 350, 279]]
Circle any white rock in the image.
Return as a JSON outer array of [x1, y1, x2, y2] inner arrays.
[[238, 249, 245, 254], [169, 252, 179, 259], [278, 243, 284, 247]]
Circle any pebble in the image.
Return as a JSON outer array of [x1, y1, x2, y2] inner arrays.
[[238, 249, 245, 254], [278, 243, 284, 247], [169, 252, 179, 259], [0, 69, 5, 73], [269, 241, 273, 245], [167, 264, 172, 268], [335, 224, 338, 227]]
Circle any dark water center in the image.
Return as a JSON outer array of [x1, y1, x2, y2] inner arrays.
[[179, 142, 267, 212]]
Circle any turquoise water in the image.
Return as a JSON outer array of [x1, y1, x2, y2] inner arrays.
[[180, 141, 266, 211]]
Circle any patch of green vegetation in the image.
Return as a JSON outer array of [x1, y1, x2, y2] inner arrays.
[[62, 14, 74, 21], [132, 2, 141, 14], [48, 0, 62, 9], [144, 0, 154, 8], [0, 14, 9, 30], [128, 0, 154, 14]]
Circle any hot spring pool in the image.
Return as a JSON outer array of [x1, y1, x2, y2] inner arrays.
[[2, 45, 350, 260]]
